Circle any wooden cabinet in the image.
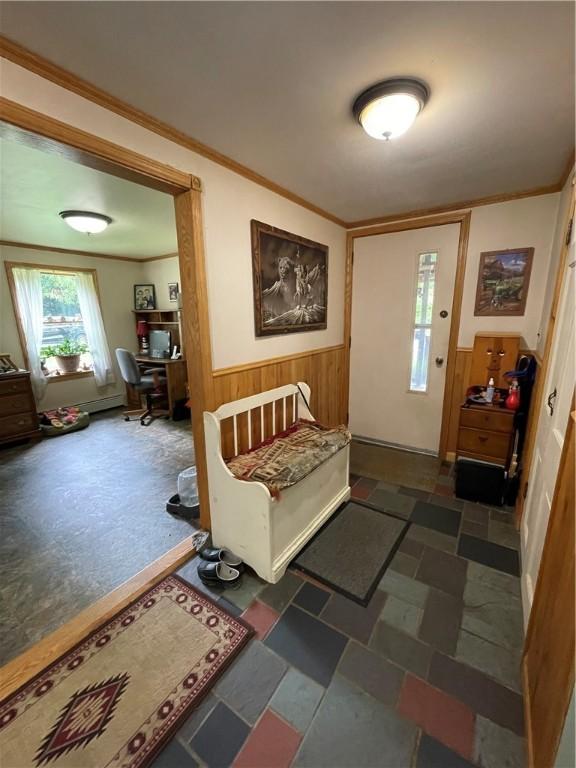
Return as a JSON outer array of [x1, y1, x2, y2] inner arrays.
[[457, 402, 515, 467], [469, 332, 521, 389], [0, 372, 40, 445]]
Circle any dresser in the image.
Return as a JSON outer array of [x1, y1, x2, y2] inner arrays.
[[0, 372, 41, 445], [457, 401, 515, 467]]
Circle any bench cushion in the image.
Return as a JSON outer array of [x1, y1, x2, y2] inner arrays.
[[226, 419, 351, 496]]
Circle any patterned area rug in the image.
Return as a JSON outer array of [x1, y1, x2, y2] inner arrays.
[[0, 576, 252, 767]]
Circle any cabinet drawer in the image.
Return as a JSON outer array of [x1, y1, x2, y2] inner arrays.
[[0, 393, 34, 416], [460, 408, 513, 433], [0, 412, 38, 438], [0, 377, 30, 397], [458, 427, 511, 460]]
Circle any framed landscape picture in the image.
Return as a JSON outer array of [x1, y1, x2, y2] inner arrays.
[[251, 220, 328, 336], [474, 247, 534, 316]]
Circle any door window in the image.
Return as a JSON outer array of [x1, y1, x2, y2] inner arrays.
[[409, 251, 437, 392]]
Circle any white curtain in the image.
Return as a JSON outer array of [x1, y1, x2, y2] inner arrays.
[[12, 267, 47, 402], [75, 271, 116, 387]]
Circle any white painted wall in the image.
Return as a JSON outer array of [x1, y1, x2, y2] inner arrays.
[[1, 59, 346, 372], [141, 257, 180, 310], [555, 690, 575, 768], [459, 194, 560, 349], [0, 244, 142, 410]]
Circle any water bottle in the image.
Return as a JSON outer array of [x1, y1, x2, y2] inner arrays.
[[178, 466, 198, 507], [486, 377, 495, 403]]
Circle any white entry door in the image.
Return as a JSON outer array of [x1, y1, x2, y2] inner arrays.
[[349, 224, 460, 454], [521, 218, 575, 618]]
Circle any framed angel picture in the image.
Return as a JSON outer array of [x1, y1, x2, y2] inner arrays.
[[251, 220, 328, 336]]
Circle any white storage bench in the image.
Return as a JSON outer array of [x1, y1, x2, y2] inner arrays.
[[203, 382, 351, 583]]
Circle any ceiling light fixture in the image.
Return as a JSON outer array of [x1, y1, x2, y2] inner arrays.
[[59, 210, 112, 234], [353, 78, 430, 141]]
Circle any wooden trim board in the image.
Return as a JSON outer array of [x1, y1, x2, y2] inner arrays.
[[0, 36, 345, 228], [0, 97, 194, 196], [0, 35, 571, 230], [345, 211, 471, 460], [213, 344, 345, 377], [0, 239, 179, 264], [0, 536, 196, 702]]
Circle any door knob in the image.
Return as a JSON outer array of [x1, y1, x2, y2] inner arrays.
[[439, 310, 448, 318], [435, 357, 444, 367]]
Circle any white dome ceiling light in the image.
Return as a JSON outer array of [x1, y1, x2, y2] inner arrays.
[[353, 78, 430, 141], [59, 210, 112, 234]]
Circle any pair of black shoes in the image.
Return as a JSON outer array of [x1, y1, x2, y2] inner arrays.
[[197, 548, 243, 588]]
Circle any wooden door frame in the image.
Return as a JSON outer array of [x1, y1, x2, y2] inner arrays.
[[1, 98, 214, 533], [516, 180, 575, 525], [344, 211, 471, 460]]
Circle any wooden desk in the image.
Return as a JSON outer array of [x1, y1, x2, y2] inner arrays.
[[126, 357, 188, 417]]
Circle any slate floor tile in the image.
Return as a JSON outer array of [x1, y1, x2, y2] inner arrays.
[[218, 596, 244, 618], [379, 569, 429, 607], [458, 535, 520, 576], [390, 550, 420, 578], [407, 525, 457, 554], [428, 652, 524, 736], [293, 582, 330, 615], [260, 571, 303, 612], [456, 630, 522, 692], [177, 693, 218, 745], [398, 674, 475, 760], [433, 483, 453, 497], [416, 733, 476, 768], [338, 640, 404, 707], [319, 589, 386, 645], [265, 605, 348, 687], [366, 488, 415, 519], [376, 480, 400, 492], [214, 640, 287, 724], [351, 477, 378, 500], [461, 519, 489, 539], [416, 547, 468, 599], [463, 502, 490, 525], [242, 600, 280, 640], [151, 739, 198, 768], [269, 667, 324, 734], [233, 709, 301, 768], [191, 701, 250, 768], [489, 508, 515, 525], [474, 716, 526, 768], [399, 536, 425, 559], [370, 621, 433, 678], [294, 675, 417, 768], [412, 501, 462, 536], [419, 588, 462, 656], [380, 594, 423, 637], [487, 520, 520, 550], [428, 493, 463, 512], [462, 580, 524, 650], [222, 571, 267, 611], [466, 561, 521, 598], [399, 486, 430, 499]]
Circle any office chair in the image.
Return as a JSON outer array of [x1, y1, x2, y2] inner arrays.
[[115, 348, 169, 426]]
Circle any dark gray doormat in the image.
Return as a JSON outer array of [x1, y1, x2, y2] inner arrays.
[[292, 500, 410, 606]]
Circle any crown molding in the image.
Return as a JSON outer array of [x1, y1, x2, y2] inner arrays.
[[0, 35, 346, 228], [0, 239, 151, 263], [0, 35, 572, 232]]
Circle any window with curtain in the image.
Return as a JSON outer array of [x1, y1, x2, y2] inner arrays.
[[8, 264, 116, 399]]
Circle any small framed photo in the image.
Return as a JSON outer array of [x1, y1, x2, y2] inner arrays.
[[134, 284, 156, 310], [474, 247, 534, 316], [168, 282, 179, 302]]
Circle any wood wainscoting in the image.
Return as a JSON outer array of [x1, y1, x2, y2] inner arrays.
[[212, 344, 347, 430], [445, 348, 472, 459]]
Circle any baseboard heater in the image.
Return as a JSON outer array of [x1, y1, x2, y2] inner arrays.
[[75, 395, 124, 414]]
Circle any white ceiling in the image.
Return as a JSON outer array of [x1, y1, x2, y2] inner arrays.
[[0, 137, 178, 257], [1, 2, 574, 223]]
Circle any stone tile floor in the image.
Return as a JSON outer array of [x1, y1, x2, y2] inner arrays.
[[152, 471, 525, 768]]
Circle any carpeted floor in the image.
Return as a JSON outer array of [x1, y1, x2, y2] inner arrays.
[[0, 409, 197, 666]]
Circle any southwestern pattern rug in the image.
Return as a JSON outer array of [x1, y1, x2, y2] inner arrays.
[[0, 575, 253, 768]]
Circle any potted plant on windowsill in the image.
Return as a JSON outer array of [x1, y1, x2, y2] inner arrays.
[[41, 339, 89, 375]]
